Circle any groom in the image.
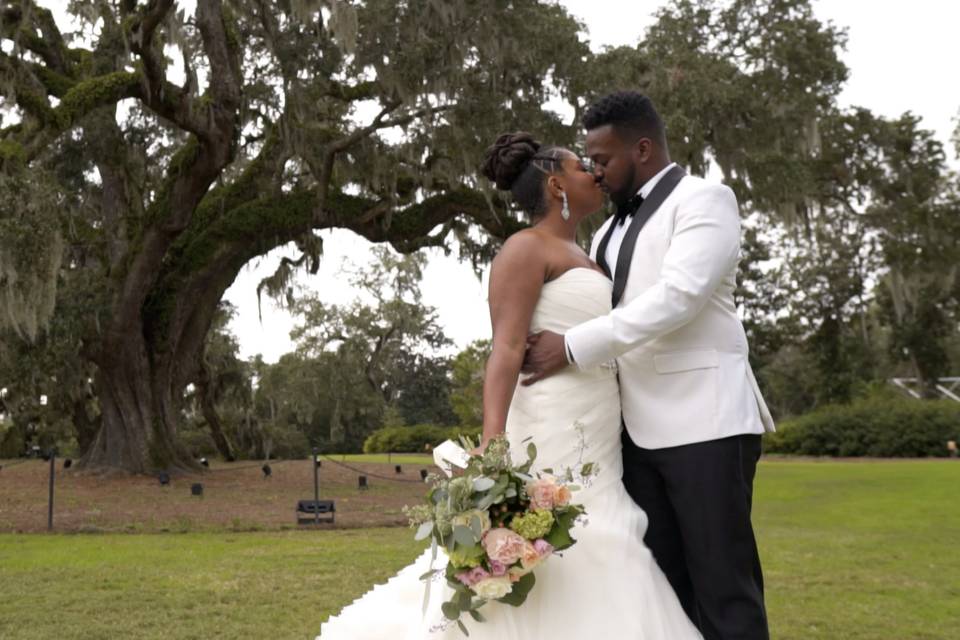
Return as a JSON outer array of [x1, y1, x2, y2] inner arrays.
[[523, 91, 775, 640]]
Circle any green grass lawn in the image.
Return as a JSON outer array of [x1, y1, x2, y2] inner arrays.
[[755, 460, 960, 639], [1, 460, 958, 639]]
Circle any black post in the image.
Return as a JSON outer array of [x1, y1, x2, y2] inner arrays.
[[312, 447, 320, 525], [47, 448, 55, 531]]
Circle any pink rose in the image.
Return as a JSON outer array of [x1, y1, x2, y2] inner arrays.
[[520, 539, 555, 570], [533, 539, 554, 556], [520, 541, 541, 570], [482, 527, 526, 565], [488, 560, 508, 576], [553, 484, 572, 507], [526, 477, 558, 510], [456, 566, 490, 587]]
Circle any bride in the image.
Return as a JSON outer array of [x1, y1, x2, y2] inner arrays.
[[317, 132, 702, 639]]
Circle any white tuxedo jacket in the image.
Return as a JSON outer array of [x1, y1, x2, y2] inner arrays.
[[566, 174, 775, 449]]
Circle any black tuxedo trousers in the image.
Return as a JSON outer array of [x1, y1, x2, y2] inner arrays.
[[621, 429, 770, 640]]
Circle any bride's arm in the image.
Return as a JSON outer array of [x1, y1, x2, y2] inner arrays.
[[480, 232, 547, 447]]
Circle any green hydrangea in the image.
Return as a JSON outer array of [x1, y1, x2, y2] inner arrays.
[[510, 509, 555, 540], [447, 543, 485, 569]]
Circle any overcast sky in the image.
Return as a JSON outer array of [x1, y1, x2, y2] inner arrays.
[[225, 0, 960, 362]]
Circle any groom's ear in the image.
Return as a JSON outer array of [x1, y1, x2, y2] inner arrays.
[[632, 137, 654, 164]]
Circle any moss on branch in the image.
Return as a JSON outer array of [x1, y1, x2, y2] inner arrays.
[[54, 71, 140, 130], [33, 64, 75, 97], [0, 139, 26, 169]]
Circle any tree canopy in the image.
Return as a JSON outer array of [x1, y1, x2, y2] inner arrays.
[[1, 0, 957, 470]]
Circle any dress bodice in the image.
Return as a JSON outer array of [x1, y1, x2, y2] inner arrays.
[[529, 267, 613, 334], [506, 268, 621, 496]]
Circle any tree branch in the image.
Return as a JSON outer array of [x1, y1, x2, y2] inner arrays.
[[122, 0, 214, 138], [195, 0, 242, 114], [1, 1, 70, 74], [2, 70, 141, 163]]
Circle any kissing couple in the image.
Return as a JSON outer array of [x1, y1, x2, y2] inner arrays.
[[319, 91, 776, 640]]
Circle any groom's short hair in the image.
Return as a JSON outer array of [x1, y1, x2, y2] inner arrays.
[[583, 91, 667, 148]]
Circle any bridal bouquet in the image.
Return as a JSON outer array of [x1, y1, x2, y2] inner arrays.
[[405, 435, 596, 635]]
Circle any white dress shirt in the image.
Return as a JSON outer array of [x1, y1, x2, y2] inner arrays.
[[603, 162, 678, 279]]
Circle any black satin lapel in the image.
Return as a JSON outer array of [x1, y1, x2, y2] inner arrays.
[[611, 166, 687, 307], [595, 218, 618, 278]]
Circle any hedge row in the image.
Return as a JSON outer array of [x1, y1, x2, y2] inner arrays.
[[362, 424, 482, 454], [765, 395, 960, 457]]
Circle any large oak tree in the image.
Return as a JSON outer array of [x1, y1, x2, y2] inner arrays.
[[0, 0, 588, 471]]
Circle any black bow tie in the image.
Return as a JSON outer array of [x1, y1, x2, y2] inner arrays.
[[613, 193, 644, 226]]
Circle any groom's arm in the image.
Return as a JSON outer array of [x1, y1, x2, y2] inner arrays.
[[565, 184, 741, 370]]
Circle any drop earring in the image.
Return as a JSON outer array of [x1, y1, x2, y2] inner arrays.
[[561, 192, 570, 221]]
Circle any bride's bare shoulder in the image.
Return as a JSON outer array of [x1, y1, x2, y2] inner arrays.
[[491, 229, 548, 275], [498, 228, 546, 259]]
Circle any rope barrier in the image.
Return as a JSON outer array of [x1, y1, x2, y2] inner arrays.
[[207, 460, 284, 473], [321, 454, 428, 484], [0, 457, 429, 484]]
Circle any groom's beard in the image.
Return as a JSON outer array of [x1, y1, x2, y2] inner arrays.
[[607, 160, 641, 209]]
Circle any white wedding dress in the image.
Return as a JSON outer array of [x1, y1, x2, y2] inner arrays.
[[318, 268, 702, 639]]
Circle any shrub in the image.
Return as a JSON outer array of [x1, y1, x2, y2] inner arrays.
[[363, 424, 482, 454], [765, 395, 960, 457]]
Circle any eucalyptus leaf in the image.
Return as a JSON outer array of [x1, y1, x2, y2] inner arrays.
[[442, 601, 461, 621], [469, 514, 483, 539], [452, 525, 477, 547], [472, 477, 495, 491], [415, 521, 434, 541]]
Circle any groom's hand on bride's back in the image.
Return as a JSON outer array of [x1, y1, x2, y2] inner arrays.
[[521, 330, 569, 385]]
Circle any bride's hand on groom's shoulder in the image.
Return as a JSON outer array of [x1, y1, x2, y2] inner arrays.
[[521, 330, 568, 386]]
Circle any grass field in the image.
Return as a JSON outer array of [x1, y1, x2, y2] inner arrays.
[[1, 459, 958, 639]]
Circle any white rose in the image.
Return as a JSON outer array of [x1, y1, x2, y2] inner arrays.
[[472, 576, 513, 600]]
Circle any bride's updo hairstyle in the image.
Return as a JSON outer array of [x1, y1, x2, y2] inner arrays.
[[481, 132, 566, 220]]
